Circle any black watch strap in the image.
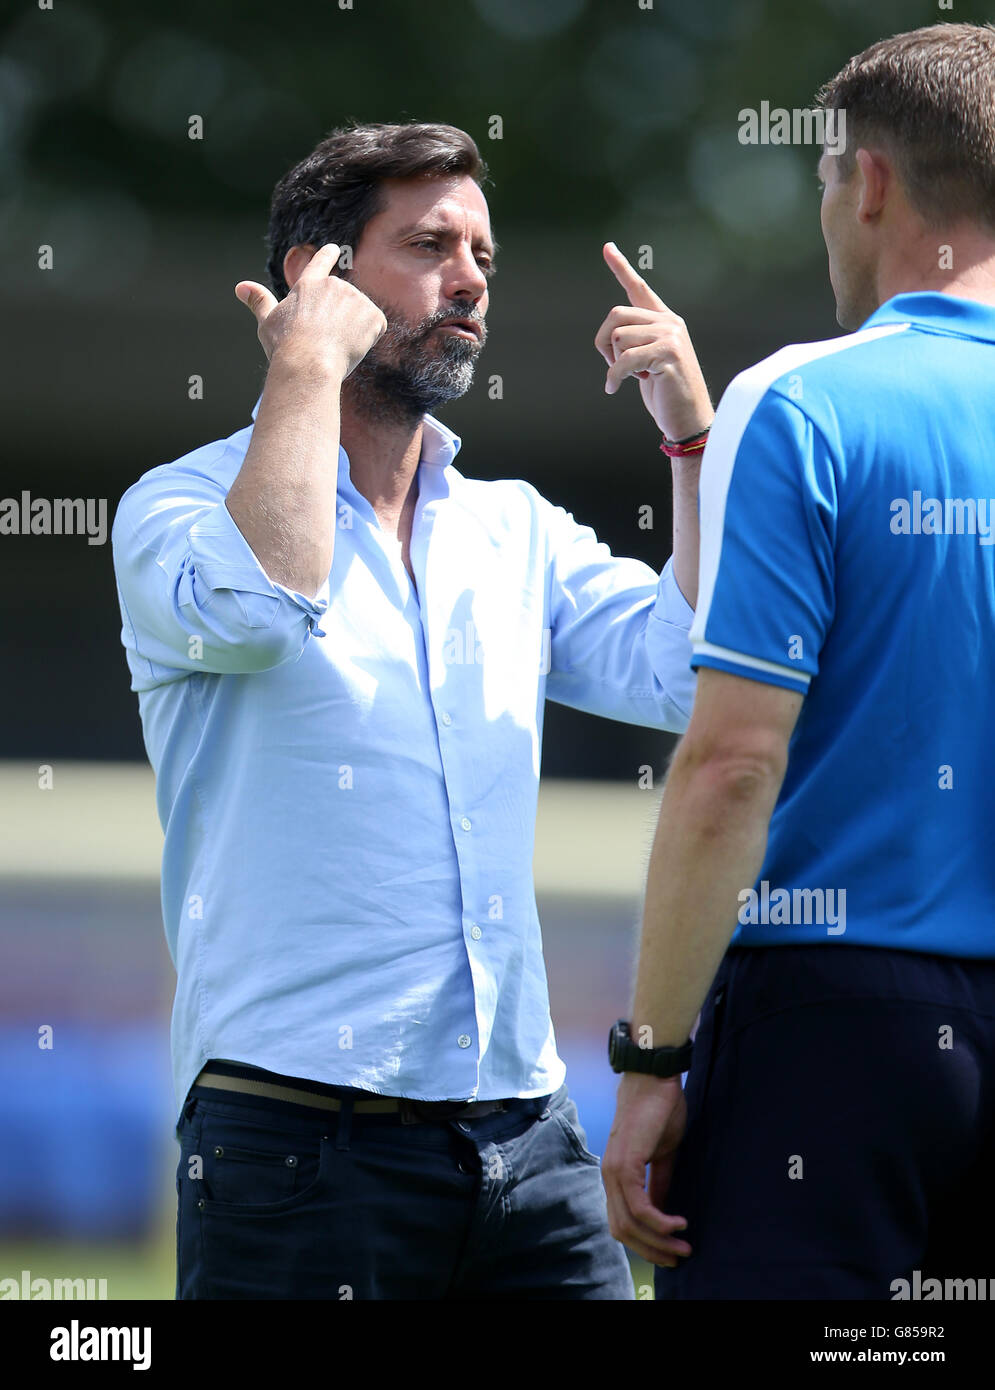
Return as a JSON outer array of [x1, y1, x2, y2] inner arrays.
[[608, 1019, 693, 1078]]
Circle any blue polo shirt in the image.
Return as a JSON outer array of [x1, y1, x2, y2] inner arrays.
[[690, 292, 995, 957]]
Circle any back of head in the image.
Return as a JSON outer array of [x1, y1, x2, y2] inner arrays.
[[817, 22, 995, 234]]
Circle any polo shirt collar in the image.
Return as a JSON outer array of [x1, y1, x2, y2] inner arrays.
[[862, 291, 995, 343]]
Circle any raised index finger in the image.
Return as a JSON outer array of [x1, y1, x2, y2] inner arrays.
[[604, 241, 665, 312], [298, 242, 343, 280]]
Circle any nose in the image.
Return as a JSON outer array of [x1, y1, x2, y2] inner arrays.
[[444, 243, 489, 306]]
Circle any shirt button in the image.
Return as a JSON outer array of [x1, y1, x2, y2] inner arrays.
[[441, 712, 452, 726], [457, 1034, 472, 1049], [460, 817, 471, 832], [470, 925, 482, 940]]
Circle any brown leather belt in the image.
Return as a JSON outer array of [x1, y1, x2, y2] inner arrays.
[[193, 1062, 508, 1124]]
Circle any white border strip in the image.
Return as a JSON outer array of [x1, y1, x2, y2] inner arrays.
[[691, 323, 911, 645], [692, 640, 811, 686]]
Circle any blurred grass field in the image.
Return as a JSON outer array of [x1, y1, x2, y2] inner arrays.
[[0, 1191, 176, 1300]]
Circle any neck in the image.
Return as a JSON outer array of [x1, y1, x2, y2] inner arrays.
[[878, 226, 995, 308], [339, 393, 425, 518]]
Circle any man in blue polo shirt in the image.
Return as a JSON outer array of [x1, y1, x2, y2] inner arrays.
[[602, 21, 995, 1298]]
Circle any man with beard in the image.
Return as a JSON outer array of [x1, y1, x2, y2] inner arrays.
[[111, 121, 713, 1300]]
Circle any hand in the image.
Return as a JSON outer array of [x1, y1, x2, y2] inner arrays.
[[595, 242, 713, 442], [601, 1071, 693, 1267], [234, 242, 387, 379]]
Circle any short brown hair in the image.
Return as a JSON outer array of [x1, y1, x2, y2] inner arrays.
[[265, 121, 488, 299], [816, 22, 995, 232]]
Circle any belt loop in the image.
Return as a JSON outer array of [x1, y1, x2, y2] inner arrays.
[[335, 1097, 354, 1151]]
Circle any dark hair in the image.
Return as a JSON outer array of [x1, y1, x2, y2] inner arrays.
[[265, 121, 488, 299], [816, 22, 995, 232]]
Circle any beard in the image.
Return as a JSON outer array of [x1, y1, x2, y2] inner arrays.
[[340, 283, 486, 426]]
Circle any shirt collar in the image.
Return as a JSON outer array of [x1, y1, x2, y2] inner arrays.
[[861, 291, 995, 343], [249, 395, 462, 466], [418, 413, 462, 466]]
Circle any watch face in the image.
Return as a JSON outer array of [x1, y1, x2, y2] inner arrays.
[[608, 1023, 624, 1071]]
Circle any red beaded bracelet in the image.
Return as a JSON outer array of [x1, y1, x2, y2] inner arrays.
[[660, 425, 711, 458]]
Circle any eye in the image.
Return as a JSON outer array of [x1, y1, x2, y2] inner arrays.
[[412, 238, 441, 252]]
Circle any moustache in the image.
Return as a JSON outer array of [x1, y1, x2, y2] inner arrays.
[[418, 308, 486, 344]]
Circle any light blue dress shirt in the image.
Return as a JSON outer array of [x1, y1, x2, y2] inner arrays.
[[112, 402, 696, 1119]]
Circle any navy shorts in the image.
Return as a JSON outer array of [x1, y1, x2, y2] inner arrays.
[[655, 944, 995, 1300], [175, 1078, 633, 1300]]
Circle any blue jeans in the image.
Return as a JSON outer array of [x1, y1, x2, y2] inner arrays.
[[175, 1080, 634, 1300]]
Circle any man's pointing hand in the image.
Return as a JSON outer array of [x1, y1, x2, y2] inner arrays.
[[595, 241, 713, 443]]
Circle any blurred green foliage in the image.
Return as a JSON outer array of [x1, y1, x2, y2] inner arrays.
[[2, 0, 969, 270]]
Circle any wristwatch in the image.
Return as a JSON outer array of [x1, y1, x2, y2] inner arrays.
[[608, 1019, 693, 1078]]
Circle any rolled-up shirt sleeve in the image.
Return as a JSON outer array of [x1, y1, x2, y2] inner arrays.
[[541, 497, 696, 732], [645, 555, 696, 713], [112, 480, 329, 690]]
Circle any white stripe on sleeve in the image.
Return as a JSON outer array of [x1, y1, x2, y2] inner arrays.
[[690, 323, 909, 646]]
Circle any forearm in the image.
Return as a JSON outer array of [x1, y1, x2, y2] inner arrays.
[[226, 349, 345, 598], [669, 456, 701, 609], [631, 745, 782, 1048]]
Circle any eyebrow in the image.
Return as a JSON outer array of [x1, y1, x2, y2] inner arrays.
[[395, 221, 499, 258]]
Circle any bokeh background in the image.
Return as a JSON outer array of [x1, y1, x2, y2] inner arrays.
[[2, 0, 984, 1298]]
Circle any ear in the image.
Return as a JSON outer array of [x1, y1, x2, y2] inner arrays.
[[283, 243, 319, 290], [854, 148, 891, 223]]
